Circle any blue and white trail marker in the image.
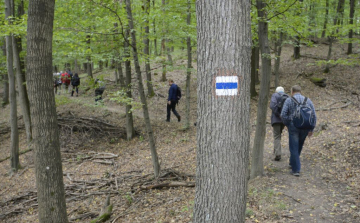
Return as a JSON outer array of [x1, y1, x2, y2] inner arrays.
[[215, 76, 238, 96]]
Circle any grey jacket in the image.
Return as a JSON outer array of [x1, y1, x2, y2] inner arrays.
[[270, 92, 284, 126]]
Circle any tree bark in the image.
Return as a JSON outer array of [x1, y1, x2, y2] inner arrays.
[[86, 34, 93, 78], [250, 0, 272, 179], [347, 0, 355, 55], [2, 39, 9, 107], [321, 0, 329, 38], [250, 47, 258, 97], [293, 0, 303, 59], [194, 0, 251, 222], [274, 32, 283, 88], [124, 29, 135, 140], [126, 0, 160, 177], [117, 60, 125, 87], [26, 0, 68, 221], [184, 0, 192, 130], [5, 0, 20, 173], [324, 37, 333, 73], [13, 0, 31, 143], [143, 0, 155, 97], [254, 46, 260, 84], [153, 0, 158, 56], [13, 36, 32, 143]]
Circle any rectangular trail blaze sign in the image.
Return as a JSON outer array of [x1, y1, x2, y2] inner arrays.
[[215, 76, 238, 96]]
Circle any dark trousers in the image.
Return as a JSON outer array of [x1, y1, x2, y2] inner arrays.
[[95, 88, 105, 102], [71, 85, 79, 96], [288, 122, 310, 173], [167, 100, 179, 121]]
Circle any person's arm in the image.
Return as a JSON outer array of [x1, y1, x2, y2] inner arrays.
[[269, 94, 277, 111], [308, 98, 317, 135], [280, 98, 291, 126]]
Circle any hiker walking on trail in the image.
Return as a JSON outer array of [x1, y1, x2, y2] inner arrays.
[[61, 71, 71, 94], [71, 73, 80, 97], [166, 79, 181, 122], [270, 86, 288, 161], [94, 79, 106, 103], [281, 85, 317, 177]]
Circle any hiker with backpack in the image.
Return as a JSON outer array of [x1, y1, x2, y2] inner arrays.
[[270, 86, 288, 161], [71, 73, 80, 97], [281, 85, 317, 177], [166, 79, 181, 122], [61, 71, 71, 94]]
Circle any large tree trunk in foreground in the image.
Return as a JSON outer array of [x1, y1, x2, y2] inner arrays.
[[126, 0, 160, 177], [27, 0, 68, 222], [250, 0, 272, 179], [194, 0, 251, 222], [5, 0, 20, 173], [2, 39, 9, 107], [143, 0, 155, 97], [124, 28, 135, 140], [184, 0, 192, 130]]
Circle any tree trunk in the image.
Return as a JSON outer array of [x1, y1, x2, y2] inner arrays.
[[184, 0, 192, 130], [254, 46, 260, 84], [27, 0, 68, 221], [126, 0, 160, 177], [74, 58, 79, 74], [324, 37, 333, 73], [143, 0, 155, 97], [153, 0, 158, 57], [166, 39, 173, 66], [322, 0, 329, 38], [250, 47, 258, 97], [347, 0, 355, 55], [117, 60, 125, 87], [194, 0, 251, 222], [274, 32, 283, 88], [2, 39, 9, 107], [86, 34, 93, 78], [5, 0, 20, 173], [13, 36, 32, 143], [124, 29, 135, 140], [293, 0, 303, 59], [250, 0, 272, 179], [13, 0, 31, 143]]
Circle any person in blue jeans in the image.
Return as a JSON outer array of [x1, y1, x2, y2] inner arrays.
[[281, 85, 316, 177], [166, 79, 181, 122]]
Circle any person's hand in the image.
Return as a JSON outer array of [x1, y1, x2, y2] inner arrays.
[[168, 101, 171, 105], [308, 131, 313, 138]]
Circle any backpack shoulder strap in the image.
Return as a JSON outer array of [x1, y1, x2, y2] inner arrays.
[[302, 97, 308, 105], [291, 96, 300, 105]]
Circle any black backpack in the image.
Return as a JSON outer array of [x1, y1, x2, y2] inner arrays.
[[291, 97, 316, 129], [72, 76, 80, 86], [274, 93, 289, 116], [176, 86, 182, 101]]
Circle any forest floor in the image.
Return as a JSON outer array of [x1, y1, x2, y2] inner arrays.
[[0, 42, 360, 223]]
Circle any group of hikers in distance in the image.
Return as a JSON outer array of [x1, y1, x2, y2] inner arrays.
[[53, 70, 80, 97], [53, 70, 106, 102], [270, 85, 317, 177]]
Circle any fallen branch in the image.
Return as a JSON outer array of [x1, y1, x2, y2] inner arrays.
[[320, 101, 351, 111], [283, 193, 302, 204], [135, 181, 195, 194], [69, 212, 98, 222]]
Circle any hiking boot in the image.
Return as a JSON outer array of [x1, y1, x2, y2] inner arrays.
[[290, 171, 300, 177], [274, 155, 281, 161], [288, 165, 292, 169], [177, 115, 181, 122]]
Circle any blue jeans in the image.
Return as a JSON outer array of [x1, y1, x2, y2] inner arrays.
[[288, 122, 310, 173]]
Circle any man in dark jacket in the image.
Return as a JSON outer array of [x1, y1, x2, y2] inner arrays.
[[270, 86, 286, 161], [71, 73, 80, 97], [166, 79, 181, 122]]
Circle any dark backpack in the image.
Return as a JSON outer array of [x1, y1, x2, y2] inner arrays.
[[72, 76, 80, 86], [274, 93, 289, 116], [176, 86, 182, 101], [291, 97, 316, 129]]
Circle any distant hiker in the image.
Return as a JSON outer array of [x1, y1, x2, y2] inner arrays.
[[71, 73, 80, 97], [61, 71, 71, 94], [53, 73, 62, 95], [166, 79, 181, 122], [270, 86, 288, 161], [94, 79, 106, 103], [68, 69, 74, 93], [281, 85, 317, 177]]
